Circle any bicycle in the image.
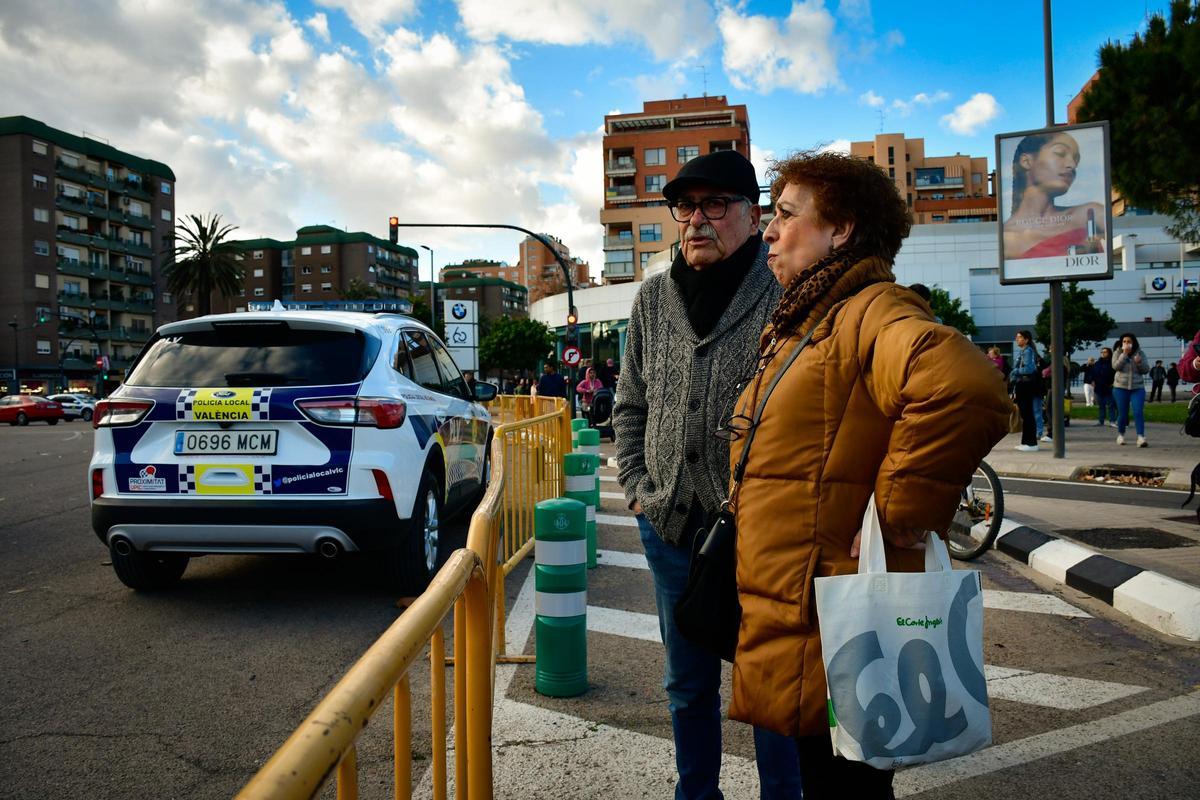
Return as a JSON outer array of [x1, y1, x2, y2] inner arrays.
[[945, 460, 1004, 561]]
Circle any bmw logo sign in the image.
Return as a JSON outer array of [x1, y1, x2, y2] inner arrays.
[[452, 303, 468, 320], [1152, 276, 1167, 291], [213, 390, 237, 398]]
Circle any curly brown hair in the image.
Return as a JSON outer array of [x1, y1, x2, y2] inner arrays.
[[769, 150, 912, 262]]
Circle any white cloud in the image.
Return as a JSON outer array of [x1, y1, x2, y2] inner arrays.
[[317, 0, 415, 40], [890, 89, 949, 115], [817, 139, 851, 154], [859, 90, 885, 108], [717, 1, 840, 95], [306, 12, 331, 42], [456, 0, 716, 62], [941, 92, 1002, 135]]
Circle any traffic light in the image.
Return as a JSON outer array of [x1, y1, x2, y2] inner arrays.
[[37, 309, 48, 324], [566, 306, 579, 344], [388, 216, 399, 245]]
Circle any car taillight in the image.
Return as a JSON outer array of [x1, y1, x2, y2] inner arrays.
[[91, 469, 104, 499], [93, 399, 153, 429], [296, 397, 407, 429], [372, 469, 394, 501]]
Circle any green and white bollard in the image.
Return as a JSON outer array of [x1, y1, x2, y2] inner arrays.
[[571, 417, 589, 449], [534, 497, 588, 697], [576, 426, 601, 459], [563, 452, 599, 569]]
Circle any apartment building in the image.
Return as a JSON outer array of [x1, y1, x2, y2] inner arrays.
[[849, 134, 995, 225], [0, 115, 175, 395], [438, 269, 529, 318], [601, 96, 751, 284], [199, 225, 419, 316], [515, 235, 591, 303]]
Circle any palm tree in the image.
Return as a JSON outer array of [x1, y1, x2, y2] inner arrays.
[[162, 213, 244, 317]]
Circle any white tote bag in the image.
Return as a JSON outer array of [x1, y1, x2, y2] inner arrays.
[[813, 495, 992, 769]]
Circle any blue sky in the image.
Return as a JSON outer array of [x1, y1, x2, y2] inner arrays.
[[0, 1, 1159, 280]]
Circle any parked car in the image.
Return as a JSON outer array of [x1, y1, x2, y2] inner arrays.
[[89, 308, 497, 592], [48, 393, 97, 421], [0, 395, 64, 425]]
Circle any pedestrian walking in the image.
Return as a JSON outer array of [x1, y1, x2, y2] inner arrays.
[[534, 362, 566, 399], [575, 366, 604, 412], [1112, 333, 1150, 446], [986, 346, 1007, 376], [1082, 356, 1096, 406], [728, 149, 1008, 797], [1093, 346, 1116, 426], [613, 150, 802, 799], [1167, 362, 1180, 402], [1149, 360, 1167, 402], [1010, 330, 1042, 451]]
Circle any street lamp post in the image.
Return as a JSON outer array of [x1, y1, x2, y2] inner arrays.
[[7, 320, 17, 396], [419, 244, 436, 329]]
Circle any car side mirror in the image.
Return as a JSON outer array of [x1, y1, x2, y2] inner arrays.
[[473, 382, 498, 402]]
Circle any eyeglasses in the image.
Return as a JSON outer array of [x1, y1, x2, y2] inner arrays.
[[713, 412, 755, 442], [668, 195, 748, 223]]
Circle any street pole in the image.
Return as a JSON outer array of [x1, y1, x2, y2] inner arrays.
[[420, 244, 437, 331], [7, 320, 17, 396], [1044, 0, 1066, 458]]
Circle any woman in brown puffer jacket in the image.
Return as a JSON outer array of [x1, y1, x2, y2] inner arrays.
[[726, 151, 1011, 798]]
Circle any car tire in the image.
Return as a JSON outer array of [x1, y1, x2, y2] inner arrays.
[[47, 418, 59, 426], [387, 467, 443, 595], [16, 412, 28, 426], [110, 546, 189, 591], [82, 408, 93, 422]]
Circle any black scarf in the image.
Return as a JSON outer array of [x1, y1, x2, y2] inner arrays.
[[670, 232, 762, 339]]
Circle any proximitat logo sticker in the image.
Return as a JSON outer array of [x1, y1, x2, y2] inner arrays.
[[176, 388, 272, 421], [127, 465, 166, 492]]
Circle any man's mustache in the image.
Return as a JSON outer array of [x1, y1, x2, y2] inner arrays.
[[685, 223, 718, 241]]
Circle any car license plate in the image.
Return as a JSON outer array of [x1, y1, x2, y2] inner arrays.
[[175, 429, 278, 455]]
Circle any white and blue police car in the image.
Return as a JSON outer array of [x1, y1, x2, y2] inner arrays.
[[88, 307, 495, 592]]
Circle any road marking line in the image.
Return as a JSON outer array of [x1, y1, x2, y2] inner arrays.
[[599, 475, 617, 483], [894, 690, 1200, 796], [596, 513, 638, 528], [983, 590, 1091, 618], [599, 491, 625, 500], [596, 549, 648, 570], [587, 606, 661, 643], [983, 664, 1147, 709]]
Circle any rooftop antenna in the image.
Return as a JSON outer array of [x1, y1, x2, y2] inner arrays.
[[697, 65, 709, 97], [876, 109, 886, 133]]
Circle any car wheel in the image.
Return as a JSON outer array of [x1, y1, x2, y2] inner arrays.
[[15, 412, 28, 426], [109, 544, 189, 591], [47, 418, 59, 426], [82, 408, 93, 422], [387, 467, 443, 595]]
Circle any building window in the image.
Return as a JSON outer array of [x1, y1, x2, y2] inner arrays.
[[253, 268, 264, 278], [320, 265, 332, 274], [35, 273, 50, 288], [162, 292, 173, 304], [301, 246, 312, 255], [252, 250, 263, 260], [253, 287, 265, 297], [321, 282, 333, 291], [677, 146, 699, 163], [33, 207, 49, 223], [887, 145, 895, 165], [321, 245, 332, 254], [32, 140, 48, 155], [34, 240, 50, 257], [645, 148, 666, 166], [367, 245, 374, 254], [161, 182, 171, 194], [301, 266, 312, 275], [932, 215, 945, 222], [645, 174, 665, 194], [640, 251, 653, 269], [33, 173, 47, 190], [639, 223, 662, 242], [161, 209, 172, 221], [36, 340, 51, 355], [300, 283, 312, 293], [888, 167, 895, 178], [63, 215, 81, 230]]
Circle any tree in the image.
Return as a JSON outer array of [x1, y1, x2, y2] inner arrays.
[[408, 297, 444, 341], [1075, 1, 1200, 242], [1034, 281, 1116, 357], [479, 317, 555, 374], [162, 214, 244, 317], [1166, 292, 1200, 340], [928, 286, 979, 337], [340, 277, 379, 300]]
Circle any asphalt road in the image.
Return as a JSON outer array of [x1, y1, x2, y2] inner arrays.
[[1002, 475, 1195, 510], [2, 426, 1199, 798]]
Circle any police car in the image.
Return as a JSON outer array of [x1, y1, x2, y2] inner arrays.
[[88, 307, 495, 592]]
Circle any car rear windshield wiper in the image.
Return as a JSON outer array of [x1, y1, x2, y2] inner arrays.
[[224, 372, 309, 386]]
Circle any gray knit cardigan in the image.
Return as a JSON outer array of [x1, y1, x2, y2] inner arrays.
[[614, 242, 782, 545]]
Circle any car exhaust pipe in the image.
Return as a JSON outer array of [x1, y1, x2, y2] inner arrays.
[[317, 538, 342, 559], [111, 537, 134, 557]]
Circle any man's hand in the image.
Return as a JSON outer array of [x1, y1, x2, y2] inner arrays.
[[850, 526, 928, 557], [631, 499, 643, 515]]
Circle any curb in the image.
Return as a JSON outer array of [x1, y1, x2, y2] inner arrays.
[[991, 518, 1200, 642]]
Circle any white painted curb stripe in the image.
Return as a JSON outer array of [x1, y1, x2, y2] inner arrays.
[[586, 506, 595, 522], [587, 606, 662, 643], [536, 590, 586, 618], [596, 549, 650, 570], [535, 539, 586, 566], [600, 491, 624, 500], [565, 475, 594, 492], [596, 513, 638, 528], [599, 475, 617, 483], [1113, 571, 1200, 641], [1027, 538, 1095, 584], [577, 445, 600, 455]]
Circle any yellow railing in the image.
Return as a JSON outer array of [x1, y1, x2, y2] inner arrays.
[[238, 401, 573, 799]]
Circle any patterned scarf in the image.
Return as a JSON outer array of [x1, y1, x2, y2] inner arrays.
[[767, 248, 896, 343]]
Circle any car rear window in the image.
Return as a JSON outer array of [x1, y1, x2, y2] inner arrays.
[[127, 323, 379, 387]]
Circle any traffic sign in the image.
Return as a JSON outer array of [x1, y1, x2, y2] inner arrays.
[[562, 346, 581, 367]]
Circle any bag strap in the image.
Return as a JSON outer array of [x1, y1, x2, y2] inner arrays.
[[730, 315, 826, 489]]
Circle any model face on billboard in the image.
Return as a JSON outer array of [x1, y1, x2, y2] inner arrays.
[[1018, 133, 1079, 199]]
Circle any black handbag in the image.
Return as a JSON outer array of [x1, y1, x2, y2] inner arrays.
[[673, 320, 824, 662]]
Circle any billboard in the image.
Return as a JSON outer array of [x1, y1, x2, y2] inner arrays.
[[996, 121, 1112, 285]]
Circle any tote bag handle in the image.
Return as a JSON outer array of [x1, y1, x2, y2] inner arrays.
[[857, 494, 953, 575]]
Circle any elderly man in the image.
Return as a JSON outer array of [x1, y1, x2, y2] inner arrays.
[[614, 150, 800, 799]]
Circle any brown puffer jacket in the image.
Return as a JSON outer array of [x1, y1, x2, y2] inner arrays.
[[728, 269, 1011, 738]]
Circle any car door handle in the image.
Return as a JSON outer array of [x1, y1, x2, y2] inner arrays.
[[200, 469, 250, 487]]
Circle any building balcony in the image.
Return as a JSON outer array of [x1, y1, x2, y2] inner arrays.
[[57, 324, 102, 340], [55, 193, 108, 217], [605, 158, 637, 177], [107, 326, 152, 343], [54, 159, 97, 185], [61, 357, 99, 372], [604, 236, 635, 250], [118, 239, 154, 258], [119, 269, 154, 286], [57, 292, 96, 309], [602, 263, 636, 281], [109, 207, 154, 230], [57, 258, 103, 279], [605, 186, 638, 200], [56, 228, 106, 249], [915, 175, 965, 190], [376, 271, 408, 288]]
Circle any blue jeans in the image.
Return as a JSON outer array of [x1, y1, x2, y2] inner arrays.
[[1031, 395, 1044, 438], [637, 514, 803, 800], [1095, 389, 1114, 424], [1113, 386, 1146, 436]]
